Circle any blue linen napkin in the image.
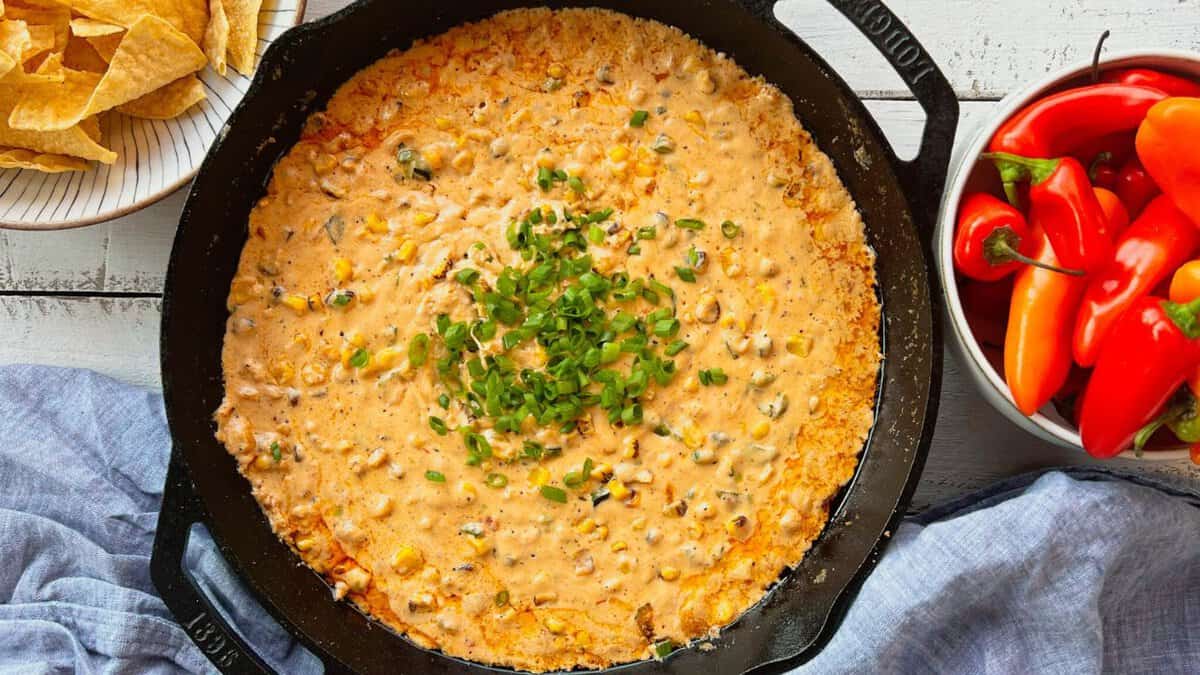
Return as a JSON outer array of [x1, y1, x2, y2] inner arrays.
[[0, 364, 1196, 674]]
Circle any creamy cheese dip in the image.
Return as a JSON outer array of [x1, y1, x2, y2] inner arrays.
[[215, 8, 880, 672]]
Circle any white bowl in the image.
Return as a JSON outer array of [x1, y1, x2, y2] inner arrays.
[[935, 49, 1200, 461]]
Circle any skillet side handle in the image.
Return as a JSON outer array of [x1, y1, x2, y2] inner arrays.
[[151, 451, 273, 675], [824, 0, 959, 231]]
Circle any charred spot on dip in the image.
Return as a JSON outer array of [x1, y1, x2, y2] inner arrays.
[[215, 8, 879, 673]]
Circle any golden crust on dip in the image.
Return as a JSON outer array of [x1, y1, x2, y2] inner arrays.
[[215, 8, 881, 672]]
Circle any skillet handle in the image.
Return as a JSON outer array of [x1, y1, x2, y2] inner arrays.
[[744, 0, 959, 232], [151, 451, 273, 674]]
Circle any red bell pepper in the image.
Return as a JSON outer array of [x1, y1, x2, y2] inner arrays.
[[1079, 295, 1200, 458], [1115, 156, 1160, 217], [989, 84, 1167, 159], [952, 193, 1081, 281], [984, 153, 1114, 273], [1072, 196, 1200, 366], [1101, 68, 1200, 97]]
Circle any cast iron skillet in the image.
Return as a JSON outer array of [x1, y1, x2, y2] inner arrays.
[[152, 1, 957, 672]]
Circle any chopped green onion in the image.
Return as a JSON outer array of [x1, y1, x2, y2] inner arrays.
[[588, 224, 605, 244], [675, 218, 705, 230], [636, 226, 657, 240], [270, 441, 281, 462], [721, 220, 741, 238], [425, 470, 446, 483], [540, 485, 568, 503], [698, 368, 728, 386], [537, 166, 553, 191], [437, 393, 450, 409], [348, 348, 370, 368], [653, 639, 675, 659], [627, 243, 642, 255], [455, 268, 480, 285], [429, 416, 449, 435], [653, 318, 681, 337], [409, 333, 430, 367], [495, 590, 509, 607], [674, 266, 696, 283], [485, 472, 508, 488], [653, 423, 671, 437], [630, 109, 649, 127], [665, 340, 688, 356], [567, 175, 586, 194]]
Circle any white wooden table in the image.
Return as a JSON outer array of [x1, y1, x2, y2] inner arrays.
[[2, 0, 1196, 509]]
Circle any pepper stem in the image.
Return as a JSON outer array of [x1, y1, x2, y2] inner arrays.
[[983, 227, 1086, 276], [1164, 297, 1200, 340], [981, 152, 1061, 208]]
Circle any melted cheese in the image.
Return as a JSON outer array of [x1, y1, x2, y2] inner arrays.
[[215, 8, 880, 672]]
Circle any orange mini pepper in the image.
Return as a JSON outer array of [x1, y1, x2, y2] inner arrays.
[[1092, 187, 1130, 238], [1171, 260, 1200, 397], [1136, 97, 1200, 228], [1005, 229, 1088, 415]]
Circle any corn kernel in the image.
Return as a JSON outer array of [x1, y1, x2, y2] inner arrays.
[[634, 162, 656, 177], [434, 116, 453, 130], [756, 282, 776, 308], [611, 541, 628, 552], [375, 347, 400, 369], [547, 63, 566, 79], [307, 293, 324, 311], [413, 211, 437, 228], [786, 334, 813, 356], [529, 466, 551, 486], [683, 376, 700, 394], [451, 151, 474, 171], [544, 616, 566, 634], [295, 537, 317, 552], [397, 240, 417, 263], [467, 536, 492, 556], [270, 359, 295, 384], [659, 566, 680, 581], [253, 455, 273, 470], [291, 333, 310, 350], [630, 517, 647, 531], [608, 145, 630, 162], [751, 421, 770, 440], [357, 287, 375, 304], [392, 545, 423, 575], [688, 522, 705, 539], [333, 258, 353, 283], [684, 110, 705, 127], [348, 332, 367, 348], [595, 525, 609, 540], [282, 294, 308, 314], [682, 425, 705, 450], [607, 479, 631, 501], [576, 518, 597, 535], [422, 148, 443, 170], [366, 213, 389, 234]]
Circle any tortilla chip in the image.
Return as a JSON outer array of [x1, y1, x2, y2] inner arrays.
[[178, 0, 206, 45], [0, 19, 31, 61], [69, 16, 122, 37], [201, 0, 226, 76], [62, 34, 106, 72], [4, 3, 68, 52], [85, 31, 119, 62], [32, 47, 59, 74], [117, 73, 204, 118], [224, 0, 259, 75], [0, 0, 5, 19], [79, 113, 100, 141], [23, 21, 52, 58], [0, 84, 115, 162], [0, 49, 13, 78], [8, 15, 205, 131], [57, 0, 186, 39], [0, 146, 89, 171]]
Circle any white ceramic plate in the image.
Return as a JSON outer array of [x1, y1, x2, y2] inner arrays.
[[0, 0, 306, 231]]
